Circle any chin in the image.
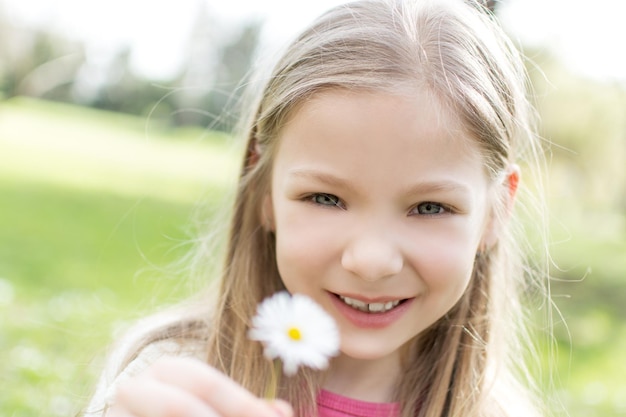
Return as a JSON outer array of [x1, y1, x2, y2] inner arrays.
[[339, 342, 402, 362]]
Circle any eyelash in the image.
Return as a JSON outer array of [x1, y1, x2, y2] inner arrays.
[[410, 202, 453, 216], [306, 194, 451, 216], [306, 193, 345, 209]]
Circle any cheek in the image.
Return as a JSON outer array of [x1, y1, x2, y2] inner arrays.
[[408, 224, 480, 291], [410, 242, 476, 322], [273, 212, 339, 288]]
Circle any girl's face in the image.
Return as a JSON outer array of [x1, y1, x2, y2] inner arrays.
[[266, 89, 497, 367]]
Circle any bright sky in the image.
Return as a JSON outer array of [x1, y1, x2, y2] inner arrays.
[[2, 0, 626, 83]]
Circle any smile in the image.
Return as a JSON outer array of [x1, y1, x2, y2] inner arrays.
[[338, 295, 402, 313]]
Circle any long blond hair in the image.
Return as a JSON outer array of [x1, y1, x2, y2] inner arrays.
[[115, 1, 550, 416]]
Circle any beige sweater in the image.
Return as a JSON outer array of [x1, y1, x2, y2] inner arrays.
[[83, 318, 207, 416]]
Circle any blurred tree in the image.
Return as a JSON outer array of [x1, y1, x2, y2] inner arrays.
[[81, 48, 173, 118], [529, 54, 626, 214], [170, 7, 262, 130], [202, 20, 261, 131], [73, 5, 262, 131], [0, 12, 84, 102]]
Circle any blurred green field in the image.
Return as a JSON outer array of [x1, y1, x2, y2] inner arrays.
[[1, 97, 624, 416], [0, 97, 239, 416]]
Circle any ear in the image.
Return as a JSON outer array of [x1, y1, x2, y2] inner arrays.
[[245, 136, 262, 170], [261, 193, 275, 232], [480, 164, 520, 250], [505, 164, 520, 213]]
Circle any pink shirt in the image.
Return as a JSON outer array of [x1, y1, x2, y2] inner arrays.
[[317, 390, 400, 417]]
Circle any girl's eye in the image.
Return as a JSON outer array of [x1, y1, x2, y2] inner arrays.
[[413, 202, 447, 215], [309, 193, 344, 208]]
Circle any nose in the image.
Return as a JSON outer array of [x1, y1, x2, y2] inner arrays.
[[341, 232, 404, 282]]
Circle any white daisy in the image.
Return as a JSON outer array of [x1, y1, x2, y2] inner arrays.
[[248, 291, 340, 376]]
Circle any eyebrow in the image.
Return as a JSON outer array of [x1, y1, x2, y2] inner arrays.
[[286, 169, 357, 193], [402, 180, 472, 197], [286, 168, 472, 198]]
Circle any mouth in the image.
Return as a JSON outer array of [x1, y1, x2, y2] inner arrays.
[[336, 294, 407, 314]]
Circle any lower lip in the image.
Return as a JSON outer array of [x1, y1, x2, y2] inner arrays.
[[328, 292, 414, 329]]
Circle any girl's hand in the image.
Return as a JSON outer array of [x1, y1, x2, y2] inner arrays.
[[106, 356, 293, 417]]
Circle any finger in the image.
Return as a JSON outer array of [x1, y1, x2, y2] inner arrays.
[[146, 357, 282, 417], [115, 377, 218, 417], [269, 400, 294, 417]]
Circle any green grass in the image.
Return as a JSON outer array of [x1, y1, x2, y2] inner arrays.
[[0, 97, 238, 416], [1, 97, 625, 416], [0, 179, 211, 416]]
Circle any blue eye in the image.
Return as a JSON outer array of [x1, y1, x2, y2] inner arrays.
[[310, 193, 343, 208], [414, 202, 446, 215]]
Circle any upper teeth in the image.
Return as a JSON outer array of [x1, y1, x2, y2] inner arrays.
[[339, 296, 401, 313]]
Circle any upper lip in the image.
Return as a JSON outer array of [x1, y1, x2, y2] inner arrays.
[[330, 291, 409, 303]]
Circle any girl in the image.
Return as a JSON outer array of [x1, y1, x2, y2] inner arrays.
[[86, 0, 550, 416]]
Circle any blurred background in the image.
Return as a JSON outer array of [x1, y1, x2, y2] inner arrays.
[[0, 0, 624, 416]]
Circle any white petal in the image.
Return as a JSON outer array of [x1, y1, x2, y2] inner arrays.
[[248, 291, 340, 376]]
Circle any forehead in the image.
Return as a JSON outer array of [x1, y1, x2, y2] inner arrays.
[[272, 89, 489, 189], [278, 88, 481, 159]]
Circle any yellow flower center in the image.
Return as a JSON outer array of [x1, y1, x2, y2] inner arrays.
[[287, 327, 302, 341]]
